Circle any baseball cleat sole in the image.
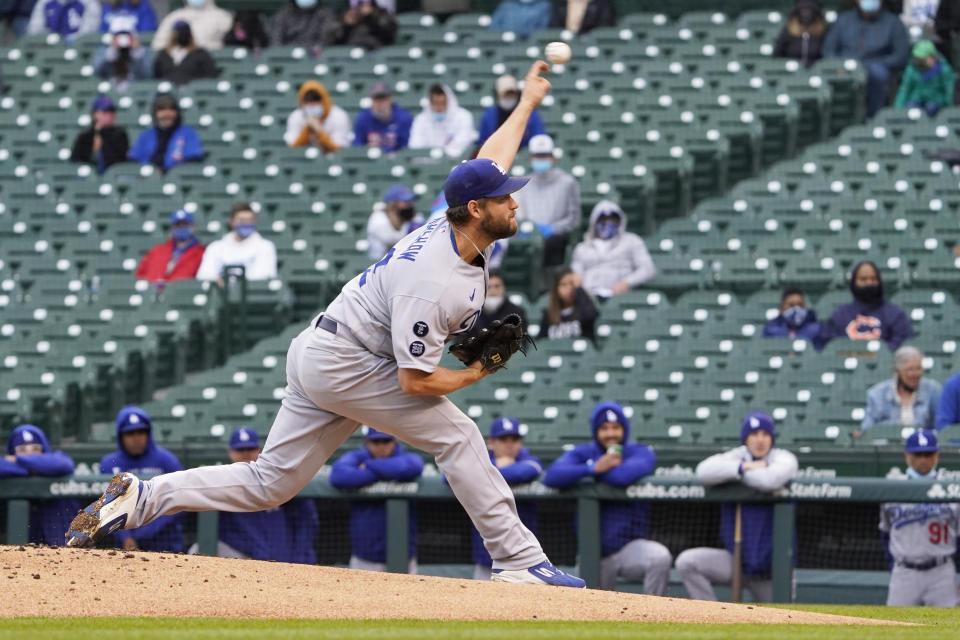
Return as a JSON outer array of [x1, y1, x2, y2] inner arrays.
[[65, 472, 141, 548]]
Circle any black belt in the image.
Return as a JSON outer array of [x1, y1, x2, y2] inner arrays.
[[898, 557, 951, 571], [315, 315, 337, 334]]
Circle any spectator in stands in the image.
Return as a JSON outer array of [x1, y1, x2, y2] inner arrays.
[[93, 23, 153, 88], [409, 84, 476, 159], [489, 0, 552, 38], [196, 202, 277, 283], [100, 406, 184, 552], [773, 0, 829, 68], [821, 0, 910, 118], [129, 93, 205, 174], [284, 80, 352, 152], [153, 20, 219, 86], [815, 261, 914, 351], [27, 0, 100, 38], [468, 271, 527, 337], [894, 39, 955, 116], [329, 427, 423, 573], [222, 10, 269, 49], [331, 0, 396, 50], [366, 183, 422, 259], [353, 81, 412, 153], [936, 370, 960, 430], [1, 0, 37, 36], [152, 0, 232, 52], [544, 401, 671, 593], [934, 1, 960, 63], [189, 428, 319, 563], [0, 424, 79, 546], [901, 0, 940, 30], [857, 345, 941, 438], [135, 208, 206, 284], [513, 134, 579, 268], [539, 268, 598, 343], [476, 74, 547, 151], [570, 200, 656, 299], [549, 0, 614, 35], [472, 417, 541, 581], [762, 287, 822, 341], [70, 95, 129, 175], [269, 0, 338, 49], [675, 412, 799, 602], [100, 0, 156, 34]]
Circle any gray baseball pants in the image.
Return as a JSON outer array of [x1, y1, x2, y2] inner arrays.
[[675, 547, 773, 602], [599, 538, 673, 594], [887, 563, 959, 607], [126, 321, 547, 570]]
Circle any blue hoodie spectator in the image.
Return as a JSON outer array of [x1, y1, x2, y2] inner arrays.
[[100, 406, 184, 552], [935, 371, 960, 431], [476, 73, 547, 149], [27, 0, 101, 38], [329, 428, 424, 570], [489, 0, 552, 38], [0, 424, 78, 546], [352, 82, 413, 152], [129, 93, 204, 173], [762, 287, 822, 341], [100, 0, 157, 33], [815, 261, 914, 351]]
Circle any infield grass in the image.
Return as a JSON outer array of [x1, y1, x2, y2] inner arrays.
[[0, 607, 957, 639]]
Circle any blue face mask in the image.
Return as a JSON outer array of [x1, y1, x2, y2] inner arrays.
[[235, 224, 256, 239], [531, 159, 553, 174], [295, 0, 317, 8], [594, 220, 619, 240], [172, 227, 194, 243], [907, 467, 937, 479], [859, 0, 880, 13], [431, 111, 446, 122], [186, 0, 206, 7], [783, 305, 808, 328]]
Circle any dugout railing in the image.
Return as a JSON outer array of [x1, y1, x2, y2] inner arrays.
[[3, 474, 959, 600]]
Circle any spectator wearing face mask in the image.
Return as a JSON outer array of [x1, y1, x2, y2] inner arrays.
[[223, 10, 269, 49], [70, 95, 129, 175], [332, 0, 397, 51], [894, 39, 955, 116], [353, 81, 412, 152], [366, 184, 423, 259], [409, 83, 476, 159], [489, 0, 552, 38], [539, 268, 598, 342], [468, 271, 527, 337], [136, 209, 206, 284], [269, 0, 339, 48], [27, 0, 101, 38], [93, 24, 153, 89], [773, 0, 829, 68], [570, 200, 656, 299], [285, 80, 352, 152], [762, 287, 822, 341], [152, 0, 232, 52], [100, 0, 156, 34], [856, 346, 941, 438], [476, 74, 546, 150], [513, 134, 579, 268], [128, 93, 205, 174], [196, 202, 277, 284], [549, 0, 614, 35], [153, 20, 219, 86], [822, 0, 910, 117], [815, 261, 914, 351]]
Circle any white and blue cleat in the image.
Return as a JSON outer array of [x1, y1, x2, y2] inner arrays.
[[491, 560, 586, 588], [65, 472, 142, 548]]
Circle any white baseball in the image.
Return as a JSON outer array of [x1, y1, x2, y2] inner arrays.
[[544, 41, 571, 65]]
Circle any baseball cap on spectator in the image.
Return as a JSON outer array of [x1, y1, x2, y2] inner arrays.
[[740, 411, 775, 444], [383, 184, 416, 204], [169, 209, 194, 225], [528, 134, 555, 157], [91, 95, 116, 112], [370, 81, 392, 98], [173, 19, 191, 32], [489, 417, 522, 438], [443, 159, 529, 207], [363, 426, 395, 441], [912, 40, 937, 59], [495, 74, 519, 96], [229, 427, 260, 450], [905, 429, 938, 453]]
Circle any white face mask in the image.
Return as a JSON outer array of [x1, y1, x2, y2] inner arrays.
[[483, 296, 504, 313], [498, 97, 518, 111], [303, 105, 325, 118]]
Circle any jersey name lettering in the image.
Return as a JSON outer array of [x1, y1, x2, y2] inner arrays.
[[396, 217, 445, 263]]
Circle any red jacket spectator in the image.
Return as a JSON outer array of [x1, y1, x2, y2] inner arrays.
[[136, 209, 205, 282]]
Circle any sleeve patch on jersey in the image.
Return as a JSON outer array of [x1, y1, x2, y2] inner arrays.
[[409, 341, 425, 357], [413, 321, 429, 337]]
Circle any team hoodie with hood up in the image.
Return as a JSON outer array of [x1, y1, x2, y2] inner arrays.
[[570, 201, 657, 297], [408, 84, 476, 159], [285, 80, 353, 151]]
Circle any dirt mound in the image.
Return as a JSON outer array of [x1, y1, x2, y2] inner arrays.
[[0, 545, 900, 624]]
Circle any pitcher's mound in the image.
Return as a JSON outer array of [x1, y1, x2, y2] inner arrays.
[[0, 546, 899, 625]]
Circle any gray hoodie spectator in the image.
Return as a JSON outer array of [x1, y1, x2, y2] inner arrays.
[[269, 0, 339, 48], [408, 84, 476, 159], [151, 0, 232, 52], [570, 200, 656, 298]]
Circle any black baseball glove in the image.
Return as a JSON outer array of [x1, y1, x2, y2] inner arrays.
[[449, 313, 535, 373]]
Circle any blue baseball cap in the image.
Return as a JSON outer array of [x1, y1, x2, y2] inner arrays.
[[91, 95, 116, 112], [489, 417, 522, 439], [740, 411, 775, 444], [442, 158, 529, 208], [116, 406, 151, 434], [905, 429, 938, 453], [364, 426, 395, 441], [383, 184, 416, 204], [169, 209, 194, 225], [229, 427, 260, 450]]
